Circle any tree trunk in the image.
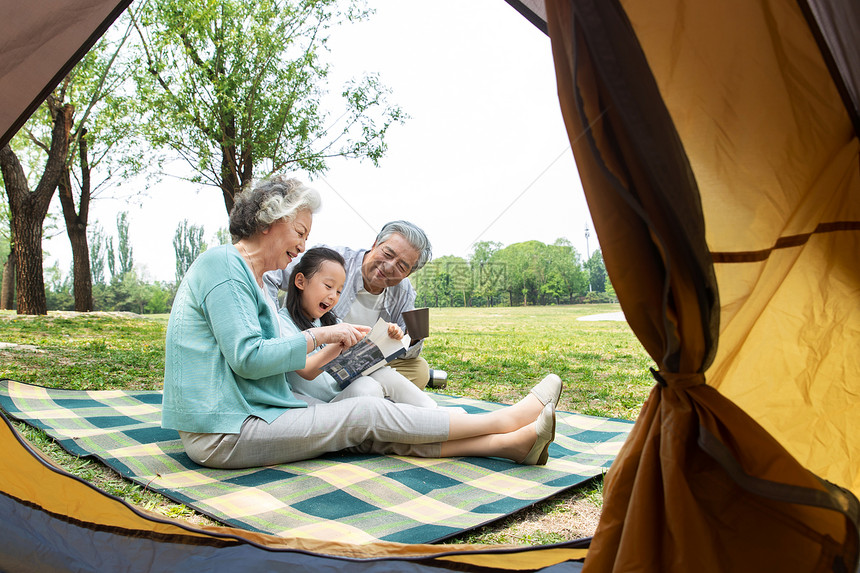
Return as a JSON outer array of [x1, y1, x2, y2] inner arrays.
[[217, 114, 252, 215], [1, 247, 15, 310], [13, 214, 48, 314], [69, 224, 93, 311], [58, 134, 93, 312], [0, 96, 73, 315]]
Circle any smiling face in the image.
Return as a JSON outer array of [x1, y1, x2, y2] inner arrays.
[[294, 259, 346, 320], [361, 233, 420, 295], [262, 209, 312, 272]]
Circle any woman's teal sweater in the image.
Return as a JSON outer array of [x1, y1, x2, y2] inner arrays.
[[162, 245, 308, 434]]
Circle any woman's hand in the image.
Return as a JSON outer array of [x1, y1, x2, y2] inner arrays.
[[387, 323, 404, 340], [314, 323, 370, 349]]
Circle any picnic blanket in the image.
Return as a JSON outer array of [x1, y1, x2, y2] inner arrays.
[[0, 379, 633, 544]]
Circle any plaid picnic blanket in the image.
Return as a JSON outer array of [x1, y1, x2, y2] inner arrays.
[[0, 379, 633, 544]]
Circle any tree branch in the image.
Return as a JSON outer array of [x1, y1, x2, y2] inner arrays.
[[24, 128, 50, 153], [67, 15, 135, 170], [128, 5, 214, 140]]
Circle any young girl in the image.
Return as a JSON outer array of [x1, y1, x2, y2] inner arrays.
[[278, 247, 438, 408]]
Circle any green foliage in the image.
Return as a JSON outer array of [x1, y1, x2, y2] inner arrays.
[[129, 0, 406, 207], [110, 271, 174, 315], [105, 236, 116, 280], [583, 291, 615, 304], [44, 262, 75, 311], [606, 278, 617, 300], [213, 227, 231, 246], [586, 249, 607, 293], [63, 14, 151, 189], [88, 224, 108, 285], [173, 220, 207, 283], [411, 255, 469, 307], [469, 241, 502, 305], [45, 265, 176, 315], [414, 239, 589, 307], [116, 212, 134, 275], [145, 283, 172, 314]]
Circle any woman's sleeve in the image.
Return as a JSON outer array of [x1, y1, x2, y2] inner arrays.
[[205, 278, 307, 379]]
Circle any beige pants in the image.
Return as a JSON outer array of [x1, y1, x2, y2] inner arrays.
[[179, 393, 449, 469], [388, 356, 430, 389]]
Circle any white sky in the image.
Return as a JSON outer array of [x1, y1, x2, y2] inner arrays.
[[43, 0, 597, 283]]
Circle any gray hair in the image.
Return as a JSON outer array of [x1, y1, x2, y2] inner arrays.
[[229, 175, 321, 241], [375, 220, 432, 272]]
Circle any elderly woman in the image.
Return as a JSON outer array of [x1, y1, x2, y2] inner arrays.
[[162, 175, 561, 469]]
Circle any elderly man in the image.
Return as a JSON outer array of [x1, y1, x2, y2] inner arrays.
[[263, 220, 437, 389]]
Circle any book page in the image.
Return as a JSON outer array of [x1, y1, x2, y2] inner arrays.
[[323, 318, 410, 388]]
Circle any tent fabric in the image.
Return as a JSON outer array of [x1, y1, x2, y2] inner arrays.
[[610, 0, 860, 495], [0, 0, 132, 149], [645, 0, 860, 496], [544, 0, 860, 570], [801, 0, 860, 131]]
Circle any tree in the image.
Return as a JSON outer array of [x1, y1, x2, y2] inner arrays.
[[436, 255, 470, 307], [88, 224, 108, 286], [0, 91, 73, 314], [543, 238, 588, 304], [112, 270, 147, 313], [56, 18, 146, 312], [469, 241, 502, 306], [0, 15, 144, 315], [212, 227, 231, 246], [145, 282, 171, 314], [173, 220, 207, 283], [493, 241, 544, 306], [105, 236, 117, 281], [116, 212, 134, 275], [130, 0, 406, 214], [0, 197, 13, 309], [0, 244, 12, 310], [411, 259, 457, 308], [586, 249, 607, 293], [44, 262, 75, 311]]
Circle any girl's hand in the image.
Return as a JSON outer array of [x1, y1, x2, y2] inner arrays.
[[387, 323, 404, 340], [316, 323, 370, 349]]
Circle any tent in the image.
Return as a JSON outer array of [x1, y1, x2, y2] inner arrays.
[[1, 0, 858, 570]]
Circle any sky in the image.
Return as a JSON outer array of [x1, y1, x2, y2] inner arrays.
[[42, 0, 597, 283]]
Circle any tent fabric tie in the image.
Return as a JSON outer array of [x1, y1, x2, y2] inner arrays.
[[650, 368, 705, 389]]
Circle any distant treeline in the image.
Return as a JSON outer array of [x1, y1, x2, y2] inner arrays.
[[33, 236, 614, 313], [410, 239, 615, 308]]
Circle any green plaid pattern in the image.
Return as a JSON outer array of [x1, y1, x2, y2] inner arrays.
[[0, 379, 632, 544]]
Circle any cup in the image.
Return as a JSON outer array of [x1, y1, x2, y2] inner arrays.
[[402, 307, 429, 341]]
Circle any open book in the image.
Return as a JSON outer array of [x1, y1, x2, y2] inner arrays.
[[324, 318, 411, 389]]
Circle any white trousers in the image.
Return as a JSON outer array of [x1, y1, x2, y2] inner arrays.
[[179, 393, 450, 469]]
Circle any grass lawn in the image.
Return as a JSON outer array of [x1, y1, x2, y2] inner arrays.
[[0, 303, 655, 545]]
